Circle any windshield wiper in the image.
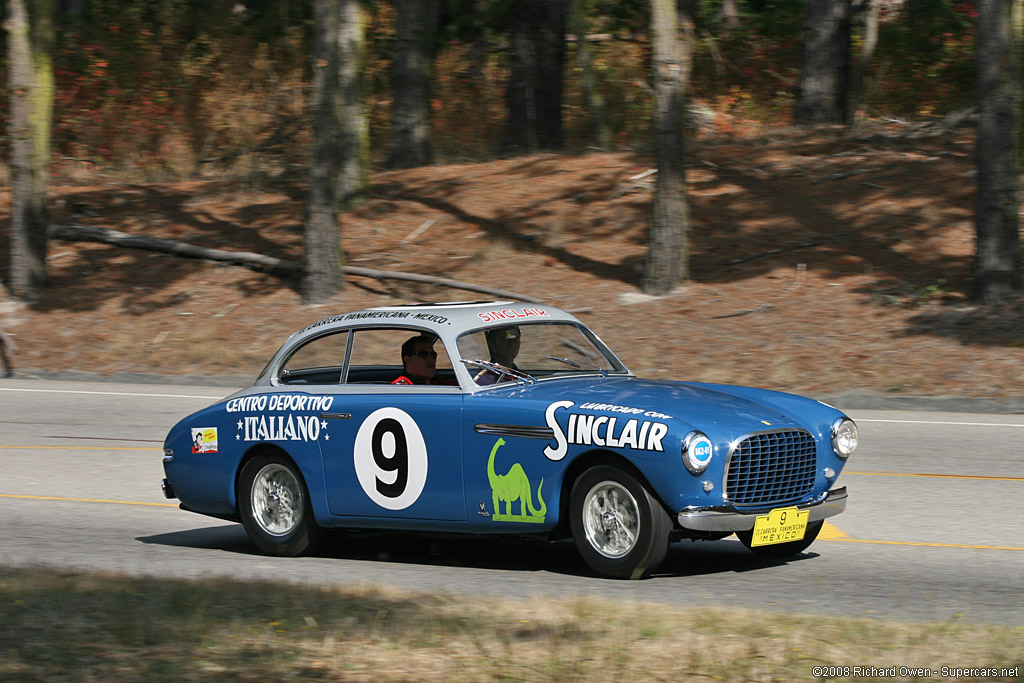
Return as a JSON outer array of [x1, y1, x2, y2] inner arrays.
[[461, 359, 536, 385], [546, 355, 608, 378]]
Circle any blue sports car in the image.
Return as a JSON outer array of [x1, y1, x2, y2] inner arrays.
[[162, 301, 856, 579]]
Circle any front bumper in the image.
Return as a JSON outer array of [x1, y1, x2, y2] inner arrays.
[[677, 486, 847, 532]]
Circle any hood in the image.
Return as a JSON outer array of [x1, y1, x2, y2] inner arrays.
[[494, 375, 832, 436]]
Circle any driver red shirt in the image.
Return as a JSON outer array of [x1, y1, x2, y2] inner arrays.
[[391, 375, 456, 385]]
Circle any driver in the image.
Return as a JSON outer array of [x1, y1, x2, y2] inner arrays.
[[392, 334, 455, 385], [474, 325, 521, 385]]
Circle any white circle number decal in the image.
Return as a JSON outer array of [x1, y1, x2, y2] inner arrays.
[[353, 407, 428, 510]]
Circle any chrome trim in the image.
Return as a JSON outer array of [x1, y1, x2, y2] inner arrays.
[[321, 412, 352, 420], [474, 423, 555, 440], [723, 427, 817, 506], [677, 487, 848, 532], [162, 448, 174, 464]]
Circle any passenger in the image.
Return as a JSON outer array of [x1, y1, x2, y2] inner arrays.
[[474, 325, 521, 385], [392, 334, 455, 385]]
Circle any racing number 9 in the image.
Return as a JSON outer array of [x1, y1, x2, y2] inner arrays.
[[354, 407, 428, 510], [372, 418, 408, 498]]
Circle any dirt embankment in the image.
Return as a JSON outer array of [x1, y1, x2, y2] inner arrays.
[[2, 126, 1022, 402]]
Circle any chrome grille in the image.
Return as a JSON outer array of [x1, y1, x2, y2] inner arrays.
[[725, 430, 817, 505]]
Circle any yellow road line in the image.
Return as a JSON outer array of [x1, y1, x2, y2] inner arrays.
[[823, 537, 1024, 551], [846, 471, 1024, 482], [821, 521, 1023, 551], [0, 445, 161, 451], [0, 493, 177, 508], [818, 521, 849, 540]]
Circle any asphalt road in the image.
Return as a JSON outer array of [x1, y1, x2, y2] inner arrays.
[[1, 378, 1022, 626]]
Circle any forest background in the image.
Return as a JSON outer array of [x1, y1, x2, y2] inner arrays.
[[0, 1, 982, 172], [2, 0, 1023, 402]]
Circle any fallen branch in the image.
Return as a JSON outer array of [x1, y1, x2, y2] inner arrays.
[[711, 303, 774, 319], [401, 219, 436, 244], [51, 223, 543, 303], [51, 223, 302, 274], [711, 263, 806, 319]]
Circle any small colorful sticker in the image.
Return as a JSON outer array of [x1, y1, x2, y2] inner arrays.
[[191, 427, 219, 454], [689, 435, 713, 466]]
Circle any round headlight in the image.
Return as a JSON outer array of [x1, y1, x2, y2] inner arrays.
[[682, 431, 714, 474], [831, 418, 858, 458]]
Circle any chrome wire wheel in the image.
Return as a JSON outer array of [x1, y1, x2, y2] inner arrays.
[[251, 462, 304, 536], [581, 480, 641, 558]]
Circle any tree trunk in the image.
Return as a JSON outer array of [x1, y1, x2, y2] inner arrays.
[[847, 0, 878, 125], [642, 0, 690, 295], [569, 0, 612, 150], [678, 0, 697, 85], [304, 0, 344, 303], [794, 0, 851, 126], [388, 0, 440, 169], [507, 0, 566, 152], [5, 0, 56, 302], [974, 0, 1022, 304], [719, 0, 741, 33], [338, 0, 369, 207]]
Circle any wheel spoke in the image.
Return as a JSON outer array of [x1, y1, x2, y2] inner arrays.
[[582, 481, 641, 559], [252, 463, 303, 536]]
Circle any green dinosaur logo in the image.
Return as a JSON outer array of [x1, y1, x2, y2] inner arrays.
[[487, 438, 546, 523]]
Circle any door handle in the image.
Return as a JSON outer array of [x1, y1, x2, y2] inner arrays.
[[320, 412, 351, 420]]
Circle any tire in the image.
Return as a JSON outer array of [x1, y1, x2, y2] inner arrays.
[[569, 465, 672, 580], [238, 452, 320, 556], [736, 519, 823, 557]]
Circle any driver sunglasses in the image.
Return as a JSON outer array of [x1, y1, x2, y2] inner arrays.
[[410, 350, 438, 359]]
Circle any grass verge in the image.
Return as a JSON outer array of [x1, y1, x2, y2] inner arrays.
[[0, 567, 1020, 682]]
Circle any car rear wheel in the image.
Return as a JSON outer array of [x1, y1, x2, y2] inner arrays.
[[736, 519, 823, 557], [239, 452, 319, 556], [569, 465, 671, 580]]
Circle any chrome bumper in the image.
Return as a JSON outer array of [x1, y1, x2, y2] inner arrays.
[[677, 487, 847, 532]]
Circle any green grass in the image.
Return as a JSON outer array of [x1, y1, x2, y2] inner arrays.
[[0, 567, 1020, 682]]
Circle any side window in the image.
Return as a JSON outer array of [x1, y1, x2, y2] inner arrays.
[[347, 328, 454, 385], [278, 330, 349, 385]]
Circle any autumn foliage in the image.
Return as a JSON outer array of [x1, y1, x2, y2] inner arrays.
[[0, 0, 980, 179]]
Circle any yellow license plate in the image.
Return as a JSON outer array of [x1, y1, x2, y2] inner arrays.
[[750, 506, 809, 547]]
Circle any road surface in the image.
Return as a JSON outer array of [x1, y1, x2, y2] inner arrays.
[[1, 378, 1021, 626]]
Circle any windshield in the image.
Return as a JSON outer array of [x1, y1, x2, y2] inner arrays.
[[456, 322, 628, 386]]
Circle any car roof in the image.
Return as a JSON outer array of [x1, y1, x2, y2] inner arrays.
[[253, 300, 622, 388], [294, 300, 581, 342]]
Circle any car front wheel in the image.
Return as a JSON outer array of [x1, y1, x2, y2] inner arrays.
[[569, 465, 671, 580], [239, 452, 319, 556], [736, 519, 823, 557]]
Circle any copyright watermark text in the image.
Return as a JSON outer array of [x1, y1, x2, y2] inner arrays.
[[812, 666, 1020, 679]]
